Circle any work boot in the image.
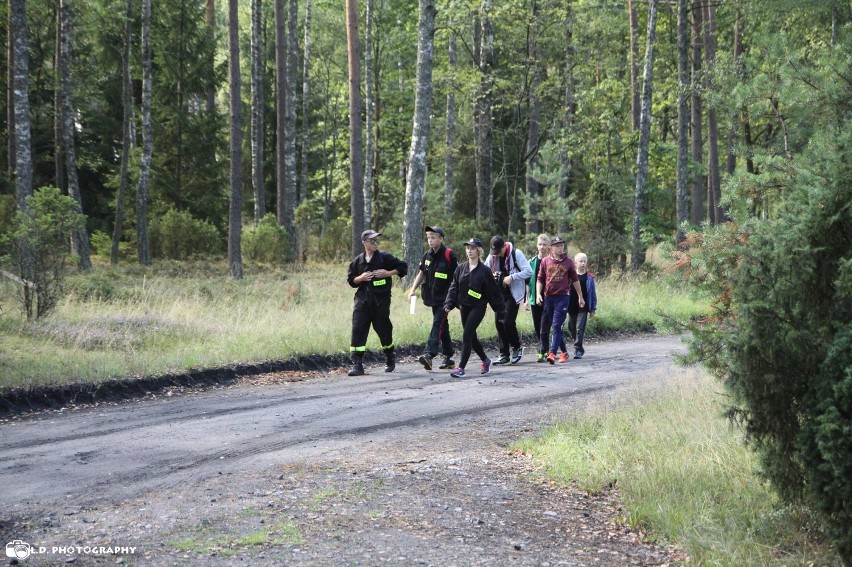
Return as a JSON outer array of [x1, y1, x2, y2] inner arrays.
[[438, 355, 456, 369], [348, 354, 365, 377], [418, 354, 433, 370], [384, 347, 396, 372]]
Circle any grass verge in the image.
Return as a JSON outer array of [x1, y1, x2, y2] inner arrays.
[[0, 259, 707, 391], [512, 369, 841, 565]]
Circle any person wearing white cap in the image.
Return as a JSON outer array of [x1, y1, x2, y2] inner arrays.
[[346, 229, 408, 376]]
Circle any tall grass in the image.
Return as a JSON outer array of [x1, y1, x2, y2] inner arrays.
[[0, 260, 706, 389], [512, 370, 840, 565]]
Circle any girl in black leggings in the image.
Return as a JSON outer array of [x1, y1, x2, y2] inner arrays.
[[443, 238, 506, 378]]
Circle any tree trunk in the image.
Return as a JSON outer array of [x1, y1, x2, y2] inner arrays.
[[627, 0, 641, 131], [703, 0, 722, 224], [402, 0, 436, 288], [250, 0, 265, 224], [284, 0, 298, 251], [275, 0, 286, 225], [54, 8, 65, 194], [205, 0, 216, 113], [227, 0, 243, 279], [476, 0, 494, 224], [675, 0, 689, 245], [7, 7, 15, 180], [137, 0, 152, 265], [111, 0, 134, 265], [299, 0, 312, 204], [726, 7, 744, 177], [59, 0, 92, 271], [689, 0, 704, 225], [631, 0, 659, 274], [345, 0, 365, 255], [557, 1, 574, 236], [363, 0, 375, 228], [524, 0, 541, 237], [11, 0, 32, 213], [444, 15, 456, 216]]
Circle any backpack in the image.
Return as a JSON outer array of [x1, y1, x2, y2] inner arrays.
[[509, 245, 531, 284]]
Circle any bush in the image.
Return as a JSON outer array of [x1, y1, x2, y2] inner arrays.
[[150, 209, 222, 260], [242, 213, 290, 264], [2, 186, 86, 319]]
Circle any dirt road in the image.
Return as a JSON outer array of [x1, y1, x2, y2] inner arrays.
[[1, 335, 688, 566]]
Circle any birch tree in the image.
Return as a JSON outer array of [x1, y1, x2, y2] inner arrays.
[[444, 15, 457, 216], [136, 0, 153, 265], [676, 0, 689, 244], [557, 1, 575, 236], [275, 0, 286, 225], [689, 0, 704, 225], [627, 0, 641, 131], [227, 0, 243, 279], [402, 0, 437, 286], [299, 0, 312, 204], [346, 0, 365, 255], [111, 0, 134, 265], [7, 7, 15, 181], [476, 0, 494, 224], [631, 0, 659, 273], [251, 0, 265, 224], [58, 0, 92, 270], [284, 0, 298, 250], [363, 0, 375, 228], [704, 0, 722, 224], [524, 0, 541, 237]]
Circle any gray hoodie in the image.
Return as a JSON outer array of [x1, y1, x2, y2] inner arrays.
[[484, 243, 533, 305]]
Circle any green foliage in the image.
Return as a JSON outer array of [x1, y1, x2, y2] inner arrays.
[[3, 187, 86, 319], [680, 65, 852, 556], [0, 194, 16, 257], [241, 214, 290, 264], [150, 209, 223, 260]]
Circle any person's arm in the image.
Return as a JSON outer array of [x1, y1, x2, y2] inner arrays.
[[347, 257, 365, 287], [372, 253, 408, 279], [443, 266, 461, 312], [407, 271, 426, 299], [514, 249, 533, 281], [536, 258, 547, 304], [588, 275, 597, 315]]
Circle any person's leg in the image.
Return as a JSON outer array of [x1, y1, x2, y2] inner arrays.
[[540, 298, 554, 354], [425, 306, 442, 358], [458, 306, 475, 369], [493, 292, 511, 362], [466, 304, 488, 361], [505, 299, 521, 350], [574, 310, 588, 357], [549, 295, 569, 355], [349, 304, 371, 375], [531, 303, 543, 344], [435, 305, 455, 368], [372, 298, 395, 372]]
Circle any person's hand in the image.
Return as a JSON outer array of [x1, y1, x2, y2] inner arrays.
[[523, 302, 530, 311], [502, 275, 512, 287], [536, 293, 543, 304], [372, 269, 392, 279], [407, 289, 416, 300], [444, 306, 452, 313], [579, 298, 586, 309], [589, 311, 594, 318], [357, 271, 373, 283]]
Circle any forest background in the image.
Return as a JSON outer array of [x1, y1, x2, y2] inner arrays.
[[1, 0, 851, 562]]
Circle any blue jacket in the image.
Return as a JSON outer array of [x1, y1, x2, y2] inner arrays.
[[584, 272, 598, 313]]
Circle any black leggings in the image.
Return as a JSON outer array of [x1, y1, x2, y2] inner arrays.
[[459, 304, 488, 369]]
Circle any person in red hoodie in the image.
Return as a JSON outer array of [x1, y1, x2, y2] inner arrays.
[[535, 236, 585, 364]]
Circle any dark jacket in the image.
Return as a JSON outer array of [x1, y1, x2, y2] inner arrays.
[[347, 251, 408, 305], [443, 260, 506, 317], [418, 245, 458, 306]]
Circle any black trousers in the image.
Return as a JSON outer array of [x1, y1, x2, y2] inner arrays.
[[426, 305, 454, 358], [494, 294, 521, 356], [351, 296, 393, 354], [568, 309, 589, 355], [531, 303, 544, 350], [459, 304, 488, 369]]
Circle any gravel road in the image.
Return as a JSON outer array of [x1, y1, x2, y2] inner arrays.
[[1, 335, 689, 566]]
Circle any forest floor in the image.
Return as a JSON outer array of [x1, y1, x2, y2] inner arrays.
[[1, 335, 688, 566]]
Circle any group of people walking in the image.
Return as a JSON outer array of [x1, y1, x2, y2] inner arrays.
[[346, 227, 597, 378]]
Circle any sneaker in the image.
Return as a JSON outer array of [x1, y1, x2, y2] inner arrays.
[[574, 352, 583, 359], [536, 352, 547, 363], [481, 358, 493, 375], [492, 355, 510, 365], [418, 354, 433, 371], [510, 347, 524, 365], [558, 352, 568, 363], [450, 367, 466, 378], [546, 352, 556, 365], [438, 356, 456, 369]]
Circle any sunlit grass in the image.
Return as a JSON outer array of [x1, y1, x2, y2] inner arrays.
[[513, 370, 839, 565], [0, 259, 707, 389]]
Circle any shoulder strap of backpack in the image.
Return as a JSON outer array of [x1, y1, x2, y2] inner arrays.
[[444, 247, 452, 265]]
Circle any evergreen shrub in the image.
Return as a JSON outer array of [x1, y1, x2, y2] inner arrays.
[[150, 209, 222, 260], [242, 213, 290, 264]]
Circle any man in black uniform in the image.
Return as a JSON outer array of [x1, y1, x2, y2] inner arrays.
[[407, 226, 459, 370], [346, 229, 408, 376]]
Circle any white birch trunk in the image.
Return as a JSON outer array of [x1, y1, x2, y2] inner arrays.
[[228, 0, 243, 279], [251, 0, 266, 224], [136, 0, 153, 265]]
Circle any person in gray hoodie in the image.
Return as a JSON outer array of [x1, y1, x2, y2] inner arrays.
[[484, 235, 533, 364]]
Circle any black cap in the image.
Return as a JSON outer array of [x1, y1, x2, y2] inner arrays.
[[361, 229, 382, 241], [424, 226, 445, 238], [464, 237, 483, 248], [490, 235, 505, 252], [550, 235, 565, 245]]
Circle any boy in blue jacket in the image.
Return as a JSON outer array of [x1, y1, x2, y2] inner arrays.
[[567, 252, 597, 359]]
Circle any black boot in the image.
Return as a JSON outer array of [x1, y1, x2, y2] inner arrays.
[[348, 354, 365, 376], [384, 347, 396, 372]]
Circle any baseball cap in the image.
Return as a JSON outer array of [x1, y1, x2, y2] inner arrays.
[[424, 226, 445, 238], [489, 235, 505, 252], [361, 229, 382, 241], [464, 237, 483, 248], [550, 235, 565, 245]]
